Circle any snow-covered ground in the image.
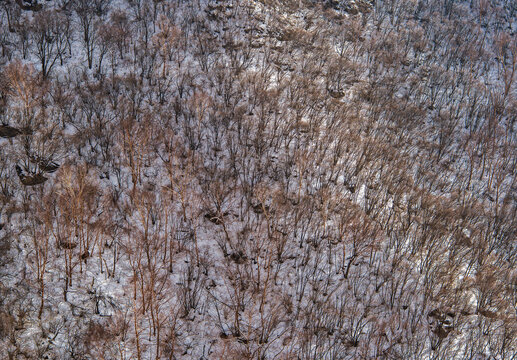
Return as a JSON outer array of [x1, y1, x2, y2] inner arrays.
[[0, 0, 516, 359]]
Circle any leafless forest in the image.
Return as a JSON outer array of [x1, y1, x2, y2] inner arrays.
[[0, 0, 516, 358]]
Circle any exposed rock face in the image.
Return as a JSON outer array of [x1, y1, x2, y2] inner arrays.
[[15, 0, 43, 11], [320, 0, 374, 14], [15, 165, 48, 186], [0, 125, 20, 138], [428, 308, 455, 339], [29, 155, 60, 173]]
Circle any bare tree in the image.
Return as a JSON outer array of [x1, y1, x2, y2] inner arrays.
[[30, 10, 72, 78]]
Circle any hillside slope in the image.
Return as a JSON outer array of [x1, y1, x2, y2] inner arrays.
[[0, 0, 516, 358]]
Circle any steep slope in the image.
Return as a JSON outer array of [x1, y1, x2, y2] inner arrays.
[[0, 0, 515, 359]]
